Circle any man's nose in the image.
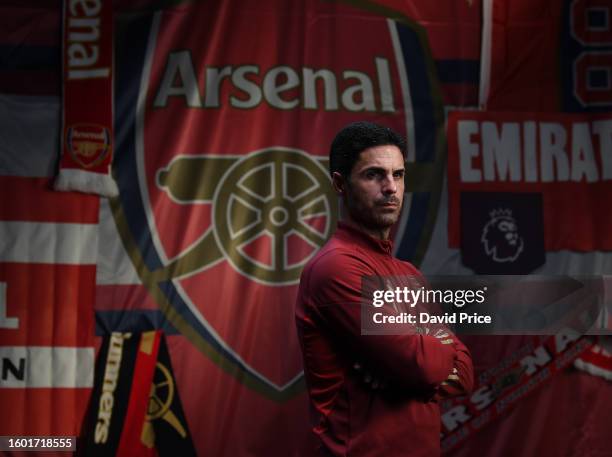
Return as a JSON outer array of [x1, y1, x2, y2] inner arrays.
[[381, 174, 397, 194]]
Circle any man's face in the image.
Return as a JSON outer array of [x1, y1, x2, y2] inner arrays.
[[334, 145, 405, 235]]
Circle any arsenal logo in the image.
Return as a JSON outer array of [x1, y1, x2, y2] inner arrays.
[[111, 1, 445, 399], [65, 124, 111, 168]]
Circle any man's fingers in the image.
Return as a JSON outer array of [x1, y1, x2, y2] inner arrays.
[[434, 328, 449, 337]]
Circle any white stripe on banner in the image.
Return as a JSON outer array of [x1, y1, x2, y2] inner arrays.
[[0, 346, 94, 388], [0, 221, 98, 265], [96, 199, 141, 285]]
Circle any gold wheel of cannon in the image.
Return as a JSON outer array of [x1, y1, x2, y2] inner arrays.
[[213, 148, 337, 285]]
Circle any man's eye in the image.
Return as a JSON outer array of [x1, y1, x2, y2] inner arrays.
[[365, 170, 379, 179], [393, 171, 405, 179]]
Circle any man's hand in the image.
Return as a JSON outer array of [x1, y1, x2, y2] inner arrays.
[[433, 329, 472, 398], [441, 367, 460, 385], [433, 328, 454, 346]]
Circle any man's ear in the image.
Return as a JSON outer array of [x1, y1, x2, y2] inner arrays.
[[331, 172, 346, 195]]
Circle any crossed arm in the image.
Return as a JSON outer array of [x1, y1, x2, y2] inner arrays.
[[302, 251, 474, 397]]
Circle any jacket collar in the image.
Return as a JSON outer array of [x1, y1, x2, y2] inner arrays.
[[336, 221, 394, 255]]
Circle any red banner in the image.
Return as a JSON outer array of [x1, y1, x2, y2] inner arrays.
[[441, 331, 594, 452], [480, 0, 612, 113], [448, 110, 612, 252], [0, 177, 98, 437], [56, 0, 118, 196], [107, 1, 447, 454]]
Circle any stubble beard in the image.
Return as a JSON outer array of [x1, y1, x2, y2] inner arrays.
[[345, 190, 402, 234]]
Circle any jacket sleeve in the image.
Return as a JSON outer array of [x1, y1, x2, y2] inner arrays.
[[436, 337, 474, 398], [302, 250, 458, 394]]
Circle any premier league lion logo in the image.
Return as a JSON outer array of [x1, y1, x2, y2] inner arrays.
[[481, 209, 524, 263]]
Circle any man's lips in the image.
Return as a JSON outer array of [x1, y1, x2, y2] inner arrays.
[[378, 201, 400, 209]]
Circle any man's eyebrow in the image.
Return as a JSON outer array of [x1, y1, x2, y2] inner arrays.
[[359, 166, 405, 172]]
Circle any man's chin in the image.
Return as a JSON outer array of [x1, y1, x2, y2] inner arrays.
[[378, 209, 401, 224], [347, 208, 399, 231], [371, 214, 399, 230]]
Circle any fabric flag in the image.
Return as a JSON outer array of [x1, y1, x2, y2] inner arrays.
[[446, 110, 612, 257], [480, 0, 612, 113], [574, 336, 612, 381], [0, 175, 98, 438], [377, 0, 482, 106], [108, 0, 439, 454], [441, 331, 594, 452], [479, 0, 564, 110], [147, 334, 197, 457], [81, 331, 195, 456], [55, 0, 118, 197]]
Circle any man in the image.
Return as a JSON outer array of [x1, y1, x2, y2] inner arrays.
[[295, 122, 473, 456]]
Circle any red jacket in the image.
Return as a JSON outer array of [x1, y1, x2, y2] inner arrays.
[[296, 222, 473, 456]]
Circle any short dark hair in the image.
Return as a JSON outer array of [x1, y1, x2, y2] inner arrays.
[[329, 121, 407, 178]]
